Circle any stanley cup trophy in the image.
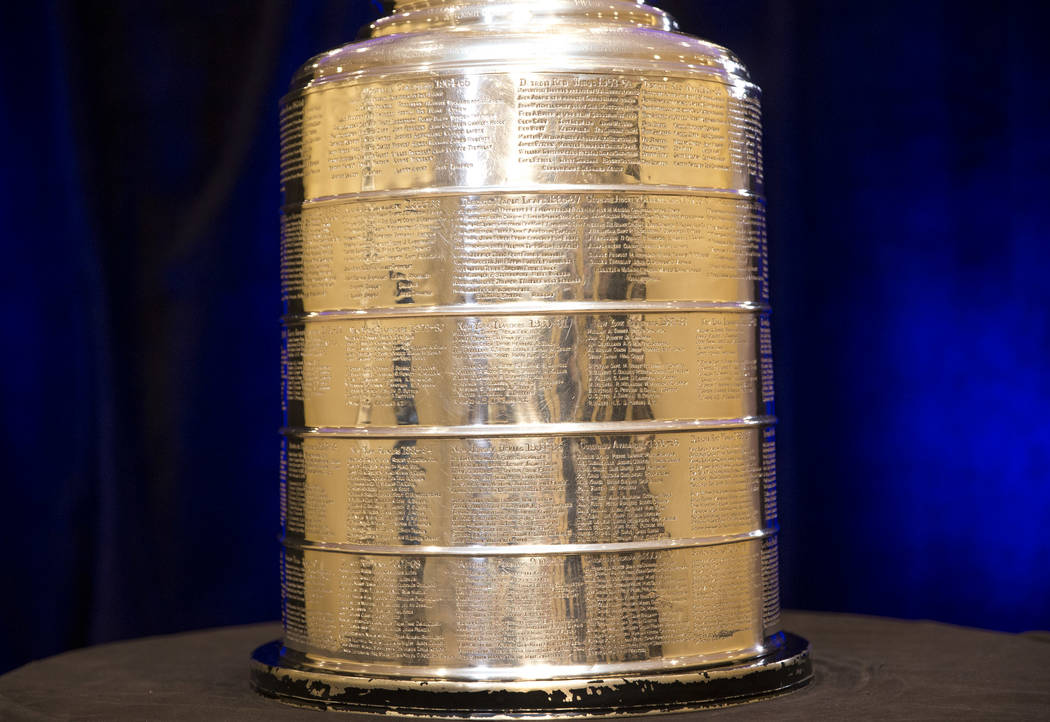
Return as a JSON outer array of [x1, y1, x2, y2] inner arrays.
[[250, 0, 812, 715]]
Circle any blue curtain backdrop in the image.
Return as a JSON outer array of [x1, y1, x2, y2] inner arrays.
[[2, 1, 1048, 674]]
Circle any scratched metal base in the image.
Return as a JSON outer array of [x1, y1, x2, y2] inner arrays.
[[249, 633, 811, 718]]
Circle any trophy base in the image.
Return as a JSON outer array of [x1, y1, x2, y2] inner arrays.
[[249, 634, 812, 718]]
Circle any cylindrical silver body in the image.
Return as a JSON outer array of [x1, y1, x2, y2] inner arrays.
[[260, 0, 808, 713]]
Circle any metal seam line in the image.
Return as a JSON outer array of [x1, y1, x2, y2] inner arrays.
[[281, 416, 776, 439], [283, 183, 763, 211], [281, 526, 779, 557], [281, 300, 771, 322]]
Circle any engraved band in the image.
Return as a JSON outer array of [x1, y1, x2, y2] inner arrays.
[[280, 634, 786, 683], [282, 526, 778, 557], [282, 416, 775, 439], [284, 183, 764, 213], [283, 300, 770, 323], [287, 61, 758, 101]]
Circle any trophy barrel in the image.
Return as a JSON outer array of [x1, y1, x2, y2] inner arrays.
[[252, 0, 812, 715]]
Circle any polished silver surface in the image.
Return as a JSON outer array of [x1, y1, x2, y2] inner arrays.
[[281, 428, 777, 549], [270, 0, 792, 703], [279, 542, 781, 681], [282, 311, 773, 428]]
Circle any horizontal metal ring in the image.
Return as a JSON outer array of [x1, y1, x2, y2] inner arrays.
[[282, 526, 778, 557], [272, 633, 787, 684], [286, 61, 759, 106], [281, 416, 775, 439], [283, 182, 763, 213], [282, 300, 770, 323]]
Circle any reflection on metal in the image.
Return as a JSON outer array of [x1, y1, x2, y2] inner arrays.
[[251, 0, 811, 715]]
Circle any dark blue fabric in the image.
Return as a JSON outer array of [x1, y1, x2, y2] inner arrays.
[[2, 0, 1048, 674]]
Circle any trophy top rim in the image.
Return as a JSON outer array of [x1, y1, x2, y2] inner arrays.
[[380, 0, 676, 36], [285, 3, 751, 99]]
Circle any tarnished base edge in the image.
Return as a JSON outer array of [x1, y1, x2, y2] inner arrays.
[[248, 634, 812, 718]]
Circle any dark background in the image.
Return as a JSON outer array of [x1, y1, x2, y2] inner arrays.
[[2, 0, 1048, 675]]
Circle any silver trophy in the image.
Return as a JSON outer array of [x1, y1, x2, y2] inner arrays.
[[251, 0, 811, 715]]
